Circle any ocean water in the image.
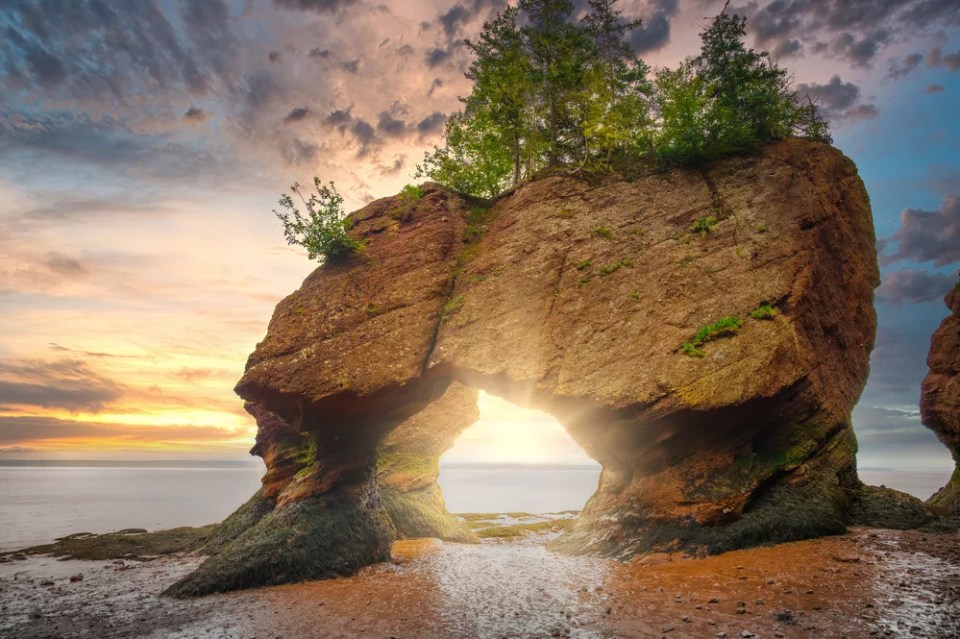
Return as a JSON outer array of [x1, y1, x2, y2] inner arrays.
[[438, 465, 602, 514], [0, 462, 951, 553]]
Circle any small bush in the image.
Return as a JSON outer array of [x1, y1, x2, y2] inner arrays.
[[599, 261, 626, 276], [681, 315, 743, 357], [593, 226, 613, 239], [751, 303, 777, 320], [275, 179, 363, 263], [575, 259, 592, 271], [399, 184, 424, 201], [391, 184, 425, 221], [629, 291, 640, 300], [691, 215, 717, 237], [578, 275, 593, 286]]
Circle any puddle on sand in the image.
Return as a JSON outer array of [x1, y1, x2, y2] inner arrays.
[[866, 529, 960, 637], [427, 540, 610, 638]]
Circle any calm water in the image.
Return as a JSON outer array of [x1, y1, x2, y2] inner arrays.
[[438, 465, 601, 514], [0, 462, 951, 552]]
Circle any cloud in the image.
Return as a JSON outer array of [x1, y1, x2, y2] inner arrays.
[[886, 52, 923, 80], [351, 119, 378, 156], [0, 415, 246, 446], [283, 107, 312, 124], [928, 47, 960, 71], [417, 112, 447, 137], [0, 359, 123, 412], [926, 83, 945, 93], [853, 405, 939, 446], [627, 0, 678, 54], [184, 106, 210, 122], [736, 0, 960, 68], [795, 75, 878, 122], [43, 253, 87, 276], [271, 0, 358, 13], [377, 111, 407, 138], [883, 195, 960, 266], [876, 269, 958, 304]]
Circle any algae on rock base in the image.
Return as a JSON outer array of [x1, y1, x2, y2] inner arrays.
[[165, 480, 393, 598]]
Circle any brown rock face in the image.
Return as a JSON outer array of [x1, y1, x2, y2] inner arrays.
[[921, 285, 960, 514], [170, 139, 881, 596]]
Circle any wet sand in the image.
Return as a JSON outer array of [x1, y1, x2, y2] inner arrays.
[[1, 527, 958, 639]]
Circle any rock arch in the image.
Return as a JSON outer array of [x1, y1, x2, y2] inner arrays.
[[167, 139, 881, 597]]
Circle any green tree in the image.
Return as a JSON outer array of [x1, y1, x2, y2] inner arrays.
[[274, 179, 362, 263], [463, 6, 532, 185], [519, 0, 593, 165], [580, 0, 653, 164]]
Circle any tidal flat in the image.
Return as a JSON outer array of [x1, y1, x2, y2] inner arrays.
[[1, 522, 958, 639]]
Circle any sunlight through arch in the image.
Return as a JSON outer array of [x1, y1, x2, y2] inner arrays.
[[438, 391, 600, 514]]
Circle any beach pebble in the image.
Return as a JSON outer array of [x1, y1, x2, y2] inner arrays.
[[69, 574, 83, 583]]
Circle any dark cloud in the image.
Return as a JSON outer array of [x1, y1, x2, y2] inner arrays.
[[736, 0, 960, 68], [268, 51, 282, 63], [428, 78, 444, 97], [876, 269, 957, 305], [883, 195, 960, 267], [773, 39, 802, 58], [272, 0, 358, 13], [0, 111, 228, 181], [351, 119, 377, 156], [795, 75, 877, 122], [280, 138, 319, 164], [928, 47, 960, 71], [0, 359, 123, 412], [417, 112, 447, 137], [627, 0, 678, 54], [308, 47, 332, 59], [377, 111, 407, 138], [0, 1, 210, 102], [926, 83, 945, 93], [0, 415, 245, 445], [44, 253, 86, 276], [886, 52, 923, 80], [283, 107, 312, 124], [324, 107, 353, 129], [340, 59, 361, 74], [439, 4, 472, 38], [425, 47, 454, 68], [184, 106, 210, 122]]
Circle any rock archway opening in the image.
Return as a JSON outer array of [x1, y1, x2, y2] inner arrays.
[[438, 390, 601, 515]]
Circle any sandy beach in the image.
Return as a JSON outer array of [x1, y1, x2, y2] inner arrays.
[[2, 525, 958, 639]]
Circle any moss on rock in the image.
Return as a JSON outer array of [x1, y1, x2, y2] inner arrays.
[[164, 482, 392, 598]]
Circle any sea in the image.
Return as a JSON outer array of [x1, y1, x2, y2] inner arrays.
[[0, 460, 952, 553]]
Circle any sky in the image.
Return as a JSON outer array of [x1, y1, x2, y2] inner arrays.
[[0, 0, 958, 470]]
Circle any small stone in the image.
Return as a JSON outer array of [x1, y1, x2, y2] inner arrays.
[[709, 598, 719, 604], [740, 632, 755, 638], [716, 633, 726, 639], [69, 574, 83, 583]]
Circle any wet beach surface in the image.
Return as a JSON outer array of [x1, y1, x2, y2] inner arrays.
[[1, 526, 958, 639]]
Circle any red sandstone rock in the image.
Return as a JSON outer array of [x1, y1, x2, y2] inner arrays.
[[170, 139, 884, 596], [921, 285, 960, 514]]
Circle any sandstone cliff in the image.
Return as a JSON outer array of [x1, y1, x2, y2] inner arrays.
[[922, 284, 960, 514], [168, 139, 883, 597]]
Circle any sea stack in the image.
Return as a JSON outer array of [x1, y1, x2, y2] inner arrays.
[[168, 139, 883, 596], [921, 283, 960, 515]]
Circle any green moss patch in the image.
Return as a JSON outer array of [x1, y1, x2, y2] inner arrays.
[[681, 315, 744, 357]]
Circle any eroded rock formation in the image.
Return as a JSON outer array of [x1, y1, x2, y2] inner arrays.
[[168, 139, 883, 596], [922, 284, 960, 514]]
